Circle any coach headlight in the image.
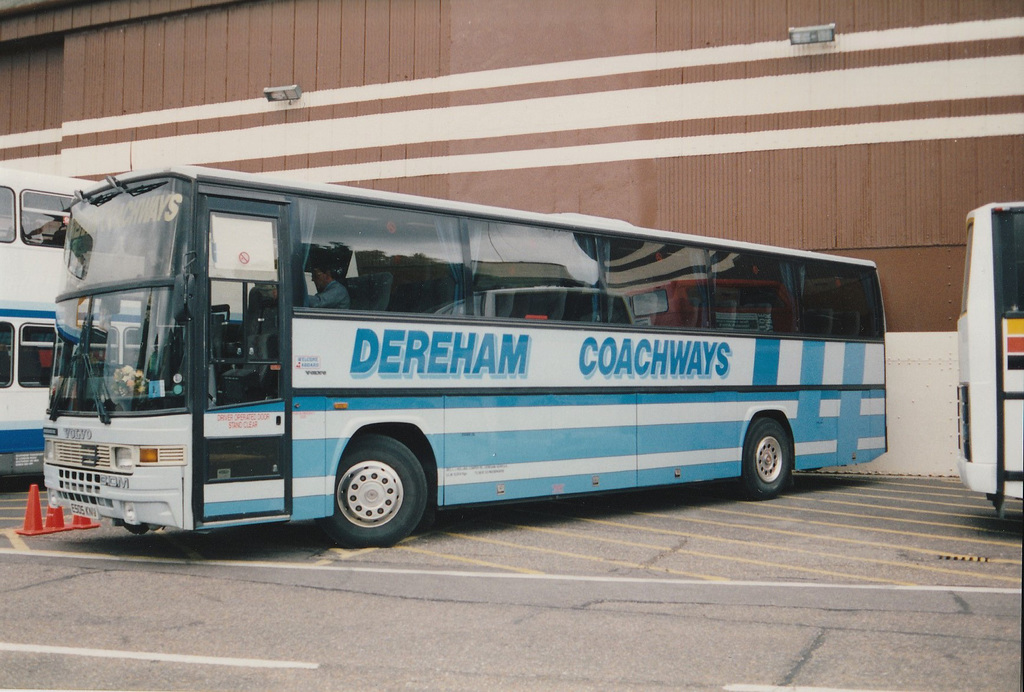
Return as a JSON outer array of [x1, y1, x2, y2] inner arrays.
[[113, 446, 136, 471]]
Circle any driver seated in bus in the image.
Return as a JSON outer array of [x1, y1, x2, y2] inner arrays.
[[305, 262, 350, 309]]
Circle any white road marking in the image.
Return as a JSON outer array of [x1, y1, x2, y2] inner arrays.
[[0, 641, 318, 670], [0, 547, 1019, 595]]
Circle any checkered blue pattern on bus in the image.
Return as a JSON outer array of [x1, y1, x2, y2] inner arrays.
[[289, 338, 885, 519]]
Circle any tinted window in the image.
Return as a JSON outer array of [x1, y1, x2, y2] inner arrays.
[[18, 324, 55, 387], [0, 322, 11, 386], [606, 238, 707, 328], [21, 190, 72, 248], [995, 209, 1024, 314], [800, 262, 880, 338], [711, 251, 797, 333], [0, 187, 13, 243], [468, 222, 630, 323], [298, 199, 462, 315]]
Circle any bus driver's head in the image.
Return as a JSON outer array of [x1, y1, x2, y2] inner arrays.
[[310, 264, 333, 292]]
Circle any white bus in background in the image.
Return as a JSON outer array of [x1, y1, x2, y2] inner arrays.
[[958, 203, 1024, 517], [0, 168, 82, 478]]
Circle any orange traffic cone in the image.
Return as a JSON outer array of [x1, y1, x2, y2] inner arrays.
[[70, 513, 100, 530], [15, 484, 64, 536], [43, 504, 67, 531]]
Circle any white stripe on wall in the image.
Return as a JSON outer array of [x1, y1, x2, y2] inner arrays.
[[270, 113, 1024, 183], [56, 55, 1024, 177], [48, 16, 1024, 141]]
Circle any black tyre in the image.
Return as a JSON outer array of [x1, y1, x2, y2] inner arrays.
[[740, 417, 792, 501], [317, 434, 427, 548]]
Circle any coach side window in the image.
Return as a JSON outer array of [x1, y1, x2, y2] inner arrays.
[[468, 222, 612, 322], [18, 324, 55, 387], [1, 187, 14, 243], [606, 238, 708, 329], [298, 199, 463, 315], [0, 323, 12, 386], [710, 251, 797, 334], [21, 191, 72, 248], [800, 262, 880, 338]]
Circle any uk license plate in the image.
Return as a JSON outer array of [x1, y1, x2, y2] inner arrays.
[[68, 501, 99, 519]]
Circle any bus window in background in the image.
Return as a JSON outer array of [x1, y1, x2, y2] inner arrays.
[[21, 190, 71, 248], [0, 322, 12, 386], [1, 187, 14, 243], [0, 169, 82, 479], [17, 325, 55, 387]]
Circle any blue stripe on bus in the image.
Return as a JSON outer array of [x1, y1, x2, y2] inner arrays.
[[639, 420, 744, 455], [800, 341, 826, 386], [443, 469, 637, 505], [753, 339, 780, 386], [0, 308, 55, 319], [0, 428, 44, 454], [843, 342, 866, 385], [289, 384, 886, 515], [446, 426, 635, 466], [292, 495, 329, 520], [447, 392, 637, 409]]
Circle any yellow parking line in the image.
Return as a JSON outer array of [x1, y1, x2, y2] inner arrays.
[[0, 528, 29, 552], [705, 506, 1021, 550], [445, 530, 739, 582], [767, 498, 1014, 534], [326, 547, 379, 561], [784, 494, 1016, 523], [156, 532, 204, 561], [395, 543, 544, 574], [631, 511, 1021, 581], [816, 476, 972, 493], [523, 512, 1015, 584], [813, 489, 997, 511]]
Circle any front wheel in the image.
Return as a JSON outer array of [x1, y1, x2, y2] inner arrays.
[[317, 434, 427, 548], [740, 417, 792, 501]]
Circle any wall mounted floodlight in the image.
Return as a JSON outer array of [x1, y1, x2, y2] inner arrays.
[[263, 84, 303, 102], [788, 23, 836, 45]]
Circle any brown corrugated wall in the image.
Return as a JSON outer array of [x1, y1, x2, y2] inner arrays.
[[1, 0, 1022, 331]]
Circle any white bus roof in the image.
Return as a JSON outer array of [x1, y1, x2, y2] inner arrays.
[[93, 165, 878, 269], [0, 167, 83, 194]]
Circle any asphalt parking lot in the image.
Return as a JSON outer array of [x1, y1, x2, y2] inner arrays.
[[1, 472, 1021, 588], [1, 472, 1020, 691]]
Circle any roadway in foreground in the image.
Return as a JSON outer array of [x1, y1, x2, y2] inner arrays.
[[0, 473, 1020, 690]]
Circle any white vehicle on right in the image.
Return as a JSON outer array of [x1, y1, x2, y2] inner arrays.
[[958, 202, 1024, 517]]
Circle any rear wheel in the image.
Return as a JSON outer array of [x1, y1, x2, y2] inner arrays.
[[317, 434, 427, 548], [740, 417, 791, 501]]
